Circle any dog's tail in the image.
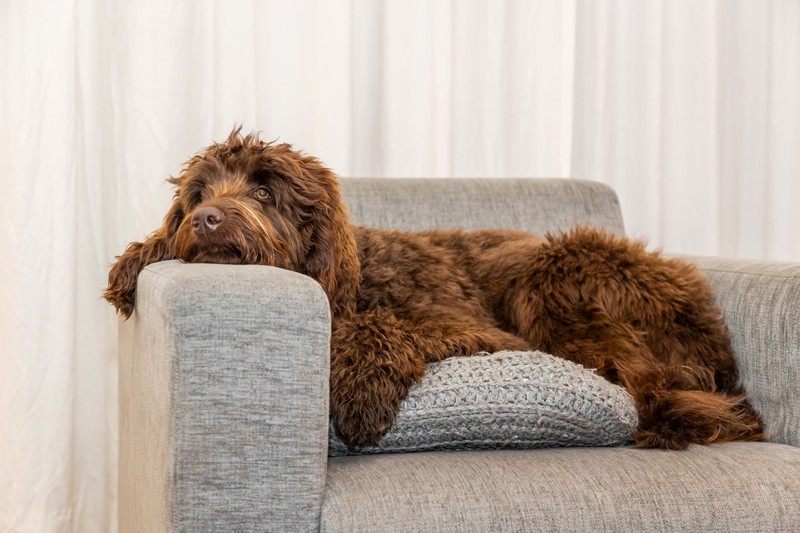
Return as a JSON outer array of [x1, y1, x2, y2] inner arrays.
[[633, 388, 763, 449]]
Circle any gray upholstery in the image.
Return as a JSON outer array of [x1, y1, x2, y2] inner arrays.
[[323, 443, 800, 533], [341, 178, 625, 234], [118, 178, 800, 532], [692, 257, 800, 447], [119, 263, 331, 532]]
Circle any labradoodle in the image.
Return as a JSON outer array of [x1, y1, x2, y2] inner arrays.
[[105, 129, 763, 450]]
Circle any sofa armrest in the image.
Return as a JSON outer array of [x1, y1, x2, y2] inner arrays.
[[118, 261, 331, 532], [692, 257, 800, 447]]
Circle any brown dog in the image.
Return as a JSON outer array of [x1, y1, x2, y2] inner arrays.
[[105, 129, 763, 450]]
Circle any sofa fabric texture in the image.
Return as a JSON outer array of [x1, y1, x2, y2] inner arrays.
[[120, 262, 332, 532], [692, 257, 800, 447], [118, 178, 800, 532], [328, 351, 637, 456], [322, 443, 800, 533], [340, 178, 626, 234]]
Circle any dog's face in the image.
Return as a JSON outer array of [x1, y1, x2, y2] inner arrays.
[[106, 129, 360, 318], [164, 129, 360, 315], [170, 133, 320, 269]]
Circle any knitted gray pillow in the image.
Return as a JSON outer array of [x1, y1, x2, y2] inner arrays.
[[328, 350, 637, 456]]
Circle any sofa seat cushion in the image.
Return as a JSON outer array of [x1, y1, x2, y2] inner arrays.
[[329, 351, 637, 456], [321, 442, 800, 533]]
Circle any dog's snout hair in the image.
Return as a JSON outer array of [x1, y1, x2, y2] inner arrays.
[[175, 194, 302, 269]]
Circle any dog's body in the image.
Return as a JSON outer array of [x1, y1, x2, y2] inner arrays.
[[106, 130, 762, 450]]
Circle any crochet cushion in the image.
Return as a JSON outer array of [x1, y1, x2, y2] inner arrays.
[[328, 350, 637, 456]]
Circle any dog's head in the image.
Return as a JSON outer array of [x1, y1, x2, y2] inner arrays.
[[163, 128, 360, 316]]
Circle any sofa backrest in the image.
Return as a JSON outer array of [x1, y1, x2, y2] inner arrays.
[[340, 178, 625, 235]]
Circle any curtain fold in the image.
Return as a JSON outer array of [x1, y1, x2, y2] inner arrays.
[[2, 2, 798, 531]]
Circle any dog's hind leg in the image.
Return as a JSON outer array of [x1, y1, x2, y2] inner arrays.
[[602, 346, 763, 449], [503, 227, 763, 449], [514, 307, 761, 449]]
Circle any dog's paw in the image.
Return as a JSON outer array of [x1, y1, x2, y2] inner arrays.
[[634, 390, 764, 450], [331, 398, 398, 449], [633, 427, 691, 450], [103, 285, 135, 319], [104, 268, 137, 319], [104, 242, 148, 319], [113, 293, 135, 319]]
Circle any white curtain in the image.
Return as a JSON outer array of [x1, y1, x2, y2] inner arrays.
[[572, 0, 800, 258], [1, 1, 798, 531]]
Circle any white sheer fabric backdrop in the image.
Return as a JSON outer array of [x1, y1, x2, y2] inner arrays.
[[1, 1, 798, 531], [572, 1, 800, 258]]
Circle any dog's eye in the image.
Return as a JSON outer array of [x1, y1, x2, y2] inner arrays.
[[255, 187, 271, 201]]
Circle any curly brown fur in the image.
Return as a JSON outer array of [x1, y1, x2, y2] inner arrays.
[[106, 128, 763, 450]]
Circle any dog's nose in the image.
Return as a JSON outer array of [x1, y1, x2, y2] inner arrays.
[[192, 206, 226, 233]]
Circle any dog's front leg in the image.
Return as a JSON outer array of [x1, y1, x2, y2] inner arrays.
[[329, 309, 532, 448], [104, 230, 176, 318], [105, 201, 183, 318], [330, 309, 428, 448]]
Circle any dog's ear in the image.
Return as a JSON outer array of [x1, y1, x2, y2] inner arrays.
[[104, 199, 184, 318], [300, 167, 361, 318]]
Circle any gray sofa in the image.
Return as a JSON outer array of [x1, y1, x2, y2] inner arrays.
[[119, 178, 800, 532]]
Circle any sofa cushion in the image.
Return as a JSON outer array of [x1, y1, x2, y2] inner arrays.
[[341, 178, 626, 235], [322, 442, 800, 533], [328, 351, 637, 456]]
